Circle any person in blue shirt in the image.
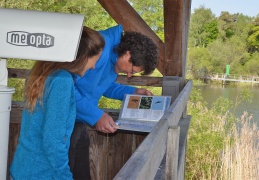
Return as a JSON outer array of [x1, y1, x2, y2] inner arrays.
[[10, 26, 105, 180], [70, 24, 158, 179]]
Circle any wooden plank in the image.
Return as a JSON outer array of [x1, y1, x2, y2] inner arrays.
[[88, 130, 107, 180], [97, 0, 165, 75], [88, 129, 147, 180], [78, 115, 148, 180], [10, 102, 23, 123], [8, 68, 30, 79], [106, 132, 143, 180], [114, 119, 168, 180], [116, 76, 162, 87], [7, 123, 21, 178], [165, 126, 180, 180]]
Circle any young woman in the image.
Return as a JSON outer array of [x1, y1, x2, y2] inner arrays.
[[10, 26, 105, 180]]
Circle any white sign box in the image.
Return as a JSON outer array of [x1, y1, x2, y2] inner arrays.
[[0, 8, 84, 62]]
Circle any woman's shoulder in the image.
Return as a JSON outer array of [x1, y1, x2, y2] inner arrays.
[[47, 69, 73, 85], [54, 69, 72, 77]]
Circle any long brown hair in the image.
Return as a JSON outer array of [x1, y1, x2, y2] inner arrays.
[[25, 26, 105, 111]]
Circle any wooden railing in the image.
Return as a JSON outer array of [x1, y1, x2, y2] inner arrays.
[[7, 67, 192, 180], [114, 80, 192, 180], [202, 73, 259, 84]]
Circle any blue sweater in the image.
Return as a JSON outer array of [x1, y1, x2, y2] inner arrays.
[[74, 24, 136, 126], [10, 70, 75, 180]]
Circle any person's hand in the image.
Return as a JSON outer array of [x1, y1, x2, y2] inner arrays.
[[95, 112, 119, 133], [134, 88, 153, 96]]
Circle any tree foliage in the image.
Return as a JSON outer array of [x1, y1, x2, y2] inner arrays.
[[189, 6, 218, 47], [247, 26, 259, 53], [188, 6, 259, 77], [129, 0, 164, 40]]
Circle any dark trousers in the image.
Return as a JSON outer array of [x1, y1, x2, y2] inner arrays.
[[69, 122, 91, 180]]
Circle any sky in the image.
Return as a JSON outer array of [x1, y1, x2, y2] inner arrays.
[[191, 0, 259, 17]]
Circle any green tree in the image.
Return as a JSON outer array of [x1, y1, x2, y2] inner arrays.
[[218, 12, 252, 42], [244, 52, 259, 75], [203, 20, 219, 45], [130, 0, 164, 40], [187, 47, 212, 78], [207, 36, 248, 74], [253, 15, 259, 26], [0, 0, 116, 30], [218, 11, 236, 39], [247, 26, 259, 53], [189, 6, 218, 47]]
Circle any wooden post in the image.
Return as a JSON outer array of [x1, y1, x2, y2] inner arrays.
[[165, 126, 180, 180]]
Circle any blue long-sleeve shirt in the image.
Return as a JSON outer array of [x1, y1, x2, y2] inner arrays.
[[10, 70, 75, 180], [74, 24, 136, 126]]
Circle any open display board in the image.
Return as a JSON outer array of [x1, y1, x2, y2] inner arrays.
[[115, 94, 171, 132]]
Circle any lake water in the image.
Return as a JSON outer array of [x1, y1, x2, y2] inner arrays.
[[194, 84, 259, 121]]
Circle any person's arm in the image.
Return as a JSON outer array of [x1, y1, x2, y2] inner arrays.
[[103, 81, 136, 100], [75, 87, 104, 126], [42, 73, 74, 180], [104, 82, 153, 99], [134, 88, 154, 96], [76, 87, 119, 132]]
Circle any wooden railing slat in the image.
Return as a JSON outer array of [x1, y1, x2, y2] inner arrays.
[[165, 126, 180, 180]]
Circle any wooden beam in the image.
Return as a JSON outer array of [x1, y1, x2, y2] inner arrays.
[[97, 0, 165, 74], [164, 0, 183, 76], [7, 68, 164, 87], [164, 0, 191, 79]]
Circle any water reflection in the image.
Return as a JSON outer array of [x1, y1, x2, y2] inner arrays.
[[194, 84, 259, 121]]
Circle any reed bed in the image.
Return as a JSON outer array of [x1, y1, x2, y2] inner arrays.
[[220, 112, 259, 180], [187, 88, 259, 179]]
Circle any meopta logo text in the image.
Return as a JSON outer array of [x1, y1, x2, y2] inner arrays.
[[7, 31, 54, 48]]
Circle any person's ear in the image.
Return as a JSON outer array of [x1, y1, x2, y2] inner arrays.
[[125, 51, 131, 62], [124, 51, 129, 57]]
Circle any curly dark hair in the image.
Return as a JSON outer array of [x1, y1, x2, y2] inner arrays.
[[114, 31, 158, 75]]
